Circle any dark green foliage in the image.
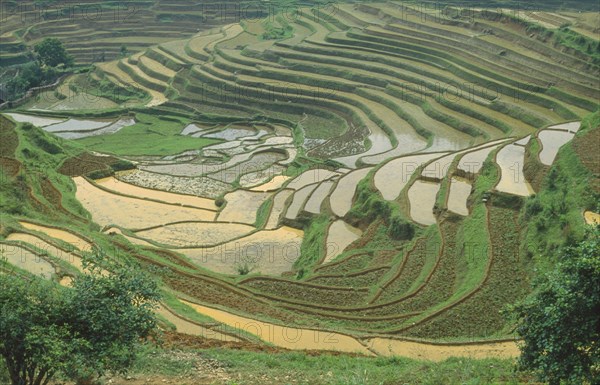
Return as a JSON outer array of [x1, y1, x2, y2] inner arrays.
[[110, 159, 136, 172], [87, 169, 114, 179], [513, 226, 600, 385], [0, 255, 160, 385], [34, 38, 73, 68], [3, 62, 59, 101], [388, 215, 415, 240]]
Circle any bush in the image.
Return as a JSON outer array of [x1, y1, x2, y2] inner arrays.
[[0, 255, 160, 385], [388, 215, 415, 240], [87, 168, 113, 179], [110, 160, 135, 172]]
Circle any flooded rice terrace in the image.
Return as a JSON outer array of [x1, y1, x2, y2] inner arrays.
[[3, 113, 564, 281]]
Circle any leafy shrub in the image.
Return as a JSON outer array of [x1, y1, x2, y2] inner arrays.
[[87, 168, 113, 179], [388, 215, 415, 240], [110, 160, 135, 172]]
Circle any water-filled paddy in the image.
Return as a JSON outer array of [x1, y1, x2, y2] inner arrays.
[[6, 233, 83, 271], [55, 118, 136, 139], [95, 176, 216, 210], [5, 113, 65, 127], [447, 178, 472, 216], [303, 181, 335, 214], [329, 167, 373, 217], [495, 144, 534, 197], [266, 190, 294, 229], [548, 121, 581, 132], [134, 222, 254, 247], [250, 175, 291, 192], [74, 177, 216, 228], [324, 220, 362, 263], [218, 190, 270, 224], [407, 180, 441, 226], [43, 118, 113, 132], [180, 227, 304, 275], [157, 305, 240, 342], [538, 130, 575, 165], [286, 168, 340, 190], [457, 143, 505, 175], [0, 244, 55, 278], [374, 153, 446, 201], [19, 221, 92, 252], [285, 184, 319, 220], [182, 299, 371, 354]]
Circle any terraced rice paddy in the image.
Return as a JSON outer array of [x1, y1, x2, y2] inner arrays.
[[458, 142, 507, 175], [1, 0, 596, 363], [329, 167, 373, 217], [495, 143, 534, 196], [5, 233, 83, 271], [55, 118, 136, 139], [95, 176, 216, 210], [73, 177, 216, 228], [407, 181, 441, 226], [134, 222, 254, 248], [375, 153, 446, 200], [19, 221, 93, 252], [5, 113, 65, 127], [447, 178, 472, 216], [303, 181, 335, 215], [182, 300, 372, 354], [538, 129, 576, 165], [218, 190, 270, 224], [324, 220, 362, 263], [179, 227, 303, 275], [0, 244, 55, 278]]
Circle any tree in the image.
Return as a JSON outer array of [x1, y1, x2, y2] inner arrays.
[[0, 255, 161, 385], [34, 38, 73, 68], [512, 225, 600, 385]]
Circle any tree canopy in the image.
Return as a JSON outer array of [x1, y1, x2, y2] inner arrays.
[[0, 255, 160, 385], [513, 225, 600, 385], [33, 37, 74, 68]]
